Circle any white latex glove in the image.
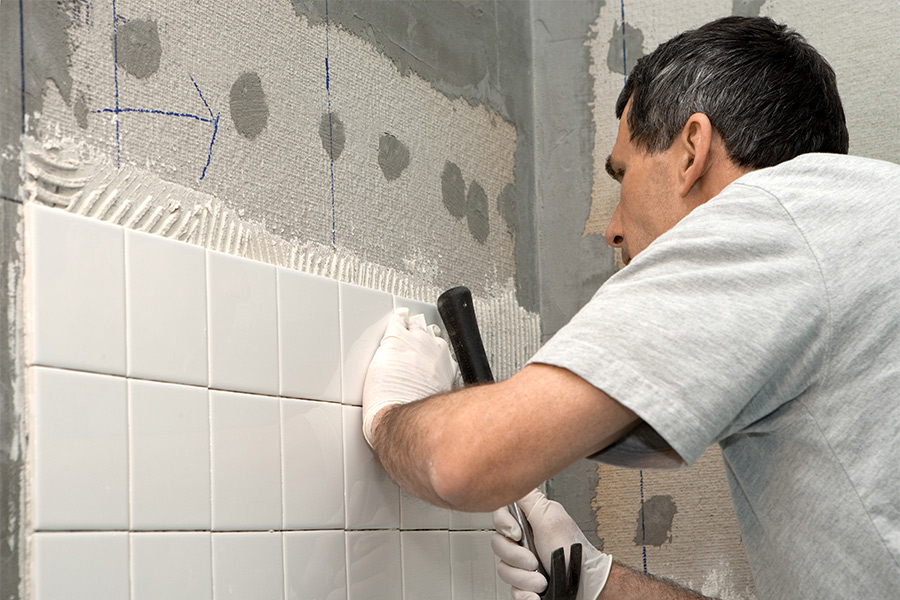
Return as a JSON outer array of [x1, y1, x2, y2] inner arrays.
[[492, 489, 613, 600], [362, 307, 459, 447]]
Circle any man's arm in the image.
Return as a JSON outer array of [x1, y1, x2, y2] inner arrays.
[[371, 362, 639, 512], [601, 562, 718, 600]]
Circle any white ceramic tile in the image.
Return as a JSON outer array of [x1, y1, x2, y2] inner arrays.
[[401, 488, 450, 530], [211, 390, 282, 530], [126, 229, 208, 386], [495, 555, 510, 600], [282, 398, 344, 529], [212, 532, 283, 600], [207, 250, 278, 395], [131, 532, 212, 600], [32, 532, 129, 600], [339, 283, 393, 405], [31, 367, 128, 530], [450, 510, 495, 531], [284, 531, 347, 600], [342, 405, 400, 529], [346, 531, 402, 600], [25, 204, 126, 375], [450, 531, 497, 600], [401, 531, 452, 600], [278, 268, 341, 402], [130, 379, 210, 530]]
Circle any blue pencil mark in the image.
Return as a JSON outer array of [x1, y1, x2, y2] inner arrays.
[[100, 2, 218, 180], [640, 468, 648, 573], [201, 113, 220, 181], [19, 0, 25, 133], [112, 0, 121, 168], [325, 0, 337, 249], [620, 2, 627, 77], [192, 74, 214, 118], [93, 107, 214, 123]]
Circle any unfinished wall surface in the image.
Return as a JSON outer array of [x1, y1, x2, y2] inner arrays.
[[1, 1, 541, 598]]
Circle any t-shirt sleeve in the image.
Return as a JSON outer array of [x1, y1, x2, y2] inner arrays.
[[529, 185, 830, 466]]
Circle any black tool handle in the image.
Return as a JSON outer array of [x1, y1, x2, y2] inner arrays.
[[437, 286, 494, 385], [437, 286, 550, 586]]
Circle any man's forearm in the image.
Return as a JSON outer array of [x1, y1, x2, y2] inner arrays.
[[599, 562, 719, 600], [370, 392, 458, 509], [370, 364, 640, 512]]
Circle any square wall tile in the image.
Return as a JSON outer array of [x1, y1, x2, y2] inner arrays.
[[207, 250, 278, 395], [339, 283, 393, 405], [496, 555, 510, 600], [346, 531, 402, 600], [212, 532, 283, 600], [402, 531, 451, 600], [450, 531, 497, 600], [32, 367, 128, 530], [284, 531, 347, 600], [131, 532, 212, 600], [401, 488, 450, 531], [278, 268, 341, 402], [130, 379, 210, 530], [342, 406, 400, 529], [26, 204, 126, 375], [32, 532, 128, 600], [450, 510, 495, 531], [126, 229, 208, 386], [282, 398, 344, 529], [211, 391, 282, 530]]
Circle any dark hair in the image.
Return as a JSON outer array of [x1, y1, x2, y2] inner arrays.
[[616, 16, 849, 169]]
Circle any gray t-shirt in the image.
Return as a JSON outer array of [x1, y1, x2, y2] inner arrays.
[[530, 153, 900, 599]]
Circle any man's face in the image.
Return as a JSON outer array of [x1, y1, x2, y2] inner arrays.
[[604, 104, 694, 265]]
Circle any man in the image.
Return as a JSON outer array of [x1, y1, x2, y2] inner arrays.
[[363, 16, 899, 600]]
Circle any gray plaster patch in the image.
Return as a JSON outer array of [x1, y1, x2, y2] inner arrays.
[[732, 0, 767, 17], [116, 19, 162, 79], [73, 93, 89, 129], [229, 72, 269, 140], [22, 0, 73, 107], [634, 495, 677, 547], [290, 0, 511, 120], [466, 181, 489, 244], [607, 22, 645, 76], [497, 183, 516, 236], [319, 112, 345, 162], [378, 133, 410, 181], [441, 161, 466, 219]]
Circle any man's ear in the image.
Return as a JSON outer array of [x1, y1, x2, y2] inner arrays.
[[676, 113, 713, 197]]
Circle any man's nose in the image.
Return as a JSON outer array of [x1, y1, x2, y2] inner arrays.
[[605, 205, 624, 248]]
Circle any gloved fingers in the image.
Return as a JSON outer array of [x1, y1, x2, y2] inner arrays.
[[496, 560, 547, 594], [510, 588, 541, 600], [492, 507, 522, 541], [382, 308, 411, 340], [515, 489, 550, 519], [408, 312, 428, 331], [426, 323, 442, 337], [491, 533, 539, 571]]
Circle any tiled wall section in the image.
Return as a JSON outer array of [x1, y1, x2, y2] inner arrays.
[[24, 204, 506, 600]]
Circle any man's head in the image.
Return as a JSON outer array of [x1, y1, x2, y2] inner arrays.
[[605, 16, 848, 263]]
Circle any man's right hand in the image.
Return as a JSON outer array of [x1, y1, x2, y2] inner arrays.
[[492, 489, 613, 600]]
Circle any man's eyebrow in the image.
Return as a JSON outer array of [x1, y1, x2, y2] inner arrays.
[[605, 155, 623, 182]]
